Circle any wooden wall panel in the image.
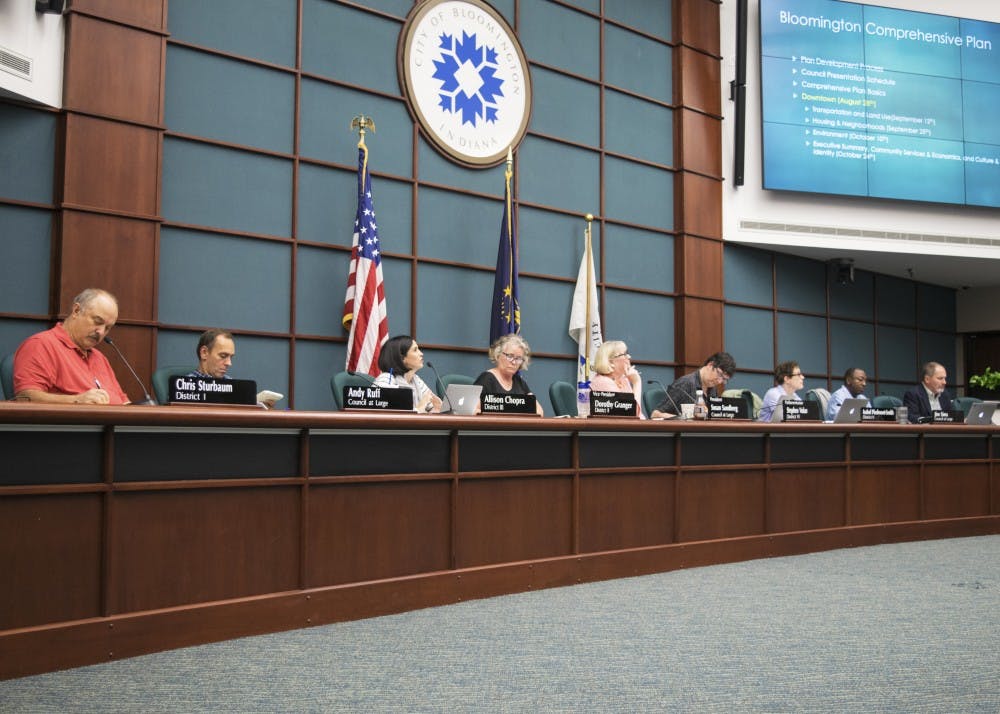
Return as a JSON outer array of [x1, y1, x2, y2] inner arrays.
[[456, 476, 573, 567], [850, 465, 921, 525], [63, 115, 160, 217], [59, 212, 156, 322], [306, 481, 451, 586], [674, 0, 721, 55], [680, 110, 723, 179], [681, 235, 724, 298], [69, 0, 167, 31], [923, 464, 990, 519], [678, 297, 724, 367], [109, 487, 300, 612], [63, 14, 164, 124], [0, 494, 102, 630], [94, 324, 155, 403], [676, 469, 766, 541], [767, 467, 846, 533], [579, 472, 675, 553], [679, 172, 723, 239], [677, 47, 722, 117]]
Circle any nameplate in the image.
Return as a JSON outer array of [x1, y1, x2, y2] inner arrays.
[[861, 407, 896, 422], [932, 409, 964, 424], [781, 400, 821, 422], [590, 390, 637, 417], [170, 376, 257, 405], [480, 392, 537, 414], [343, 385, 414, 411], [708, 396, 747, 420]]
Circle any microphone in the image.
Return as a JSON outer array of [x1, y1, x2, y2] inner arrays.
[[646, 378, 682, 416], [425, 361, 453, 413], [103, 336, 156, 405]]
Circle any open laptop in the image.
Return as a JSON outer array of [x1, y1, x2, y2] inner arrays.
[[443, 384, 482, 415], [833, 398, 868, 423], [965, 401, 998, 425]]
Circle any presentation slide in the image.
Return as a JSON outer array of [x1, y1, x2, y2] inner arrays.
[[760, 0, 1000, 208]]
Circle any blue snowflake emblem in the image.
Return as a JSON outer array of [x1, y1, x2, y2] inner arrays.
[[431, 31, 504, 127]]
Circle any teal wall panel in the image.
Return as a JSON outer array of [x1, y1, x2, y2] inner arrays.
[[605, 90, 673, 165], [775, 254, 826, 314], [518, 207, 596, 281], [0, 205, 51, 315], [776, 313, 827, 376], [725, 306, 773, 372], [604, 25, 671, 103], [518, 276, 576, 355], [162, 138, 293, 237], [159, 228, 291, 332], [381, 257, 413, 338], [417, 137, 501, 195], [605, 0, 672, 40], [165, 46, 295, 154], [829, 269, 874, 320], [297, 164, 355, 246], [353, 0, 413, 18], [301, 0, 402, 95], [295, 245, 351, 337], [731, 371, 774, 399], [294, 339, 345, 411], [604, 226, 672, 292], [299, 79, 413, 177], [167, 0, 296, 67], [0, 320, 49, 360], [519, 2, 600, 80], [919, 331, 957, 379], [724, 244, 773, 306], [918, 285, 956, 332], [418, 188, 503, 266], [876, 275, 916, 325], [416, 264, 493, 348], [830, 320, 875, 381], [530, 67, 600, 147], [604, 157, 673, 229], [518, 136, 599, 214], [603, 289, 674, 365], [877, 325, 917, 382], [0, 105, 55, 204]]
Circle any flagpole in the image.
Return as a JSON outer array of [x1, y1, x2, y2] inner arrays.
[[583, 213, 594, 382]]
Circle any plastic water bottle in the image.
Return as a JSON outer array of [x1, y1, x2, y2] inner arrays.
[[694, 389, 707, 420], [577, 381, 591, 417]]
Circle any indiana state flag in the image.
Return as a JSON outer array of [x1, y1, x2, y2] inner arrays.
[[489, 162, 519, 345]]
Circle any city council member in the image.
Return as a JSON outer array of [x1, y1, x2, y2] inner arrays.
[[826, 367, 869, 421], [902, 361, 953, 423], [474, 334, 544, 416], [373, 335, 442, 413], [651, 351, 735, 418], [758, 361, 804, 422], [590, 340, 643, 417]]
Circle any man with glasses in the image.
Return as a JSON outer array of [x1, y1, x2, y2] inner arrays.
[[651, 351, 736, 418], [758, 361, 805, 422]]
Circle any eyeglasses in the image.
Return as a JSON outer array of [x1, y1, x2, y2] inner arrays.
[[613, 352, 631, 360], [791, 371, 804, 377], [714, 366, 732, 381], [502, 352, 525, 364]]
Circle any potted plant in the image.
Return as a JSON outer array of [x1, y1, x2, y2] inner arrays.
[[968, 366, 1000, 400]]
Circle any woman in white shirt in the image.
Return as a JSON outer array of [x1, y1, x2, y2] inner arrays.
[[373, 335, 443, 413]]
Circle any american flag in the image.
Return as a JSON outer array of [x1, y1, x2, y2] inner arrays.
[[342, 142, 388, 376]]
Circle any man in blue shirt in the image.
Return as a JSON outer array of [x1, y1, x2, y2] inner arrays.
[[826, 367, 868, 421]]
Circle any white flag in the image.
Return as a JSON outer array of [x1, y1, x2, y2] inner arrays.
[[568, 227, 602, 384]]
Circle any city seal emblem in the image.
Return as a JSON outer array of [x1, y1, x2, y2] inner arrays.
[[398, 0, 532, 167]]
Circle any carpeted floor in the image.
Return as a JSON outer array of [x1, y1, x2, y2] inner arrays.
[[2, 535, 998, 712]]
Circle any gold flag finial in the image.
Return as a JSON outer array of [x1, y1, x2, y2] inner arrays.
[[351, 115, 375, 147], [585, 213, 594, 223]]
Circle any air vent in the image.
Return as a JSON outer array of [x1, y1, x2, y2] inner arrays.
[[0, 45, 32, 81], [739, 220, 1000, 249]]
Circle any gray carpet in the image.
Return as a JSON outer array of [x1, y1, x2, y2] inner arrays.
[[2, 535, 998, 713]]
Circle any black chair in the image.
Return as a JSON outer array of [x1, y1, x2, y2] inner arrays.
[[151, 365, 196, 405], [330, 371, 375, 410], [1, 353, 15, 399], [548, 380, 577, 417], [435, 373, 475, 398], [871, 395, 903, 409], [952, 396, 982, 416]]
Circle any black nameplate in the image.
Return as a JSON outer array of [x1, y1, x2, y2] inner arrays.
[[480, 392, 537, 414], [781, 399, 821, 422], [932, 409, 964, 424], [590, 390, 637, 417], [170, 375, 257, 405], [708, 396, 747, 420], [861, 407, 896, 422], [343, 385, 414, 411]]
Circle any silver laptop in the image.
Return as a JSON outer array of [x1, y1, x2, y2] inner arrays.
[[833, 398, 868, 423], [965, 401, 997, 425], [443, 384, 482, 415]]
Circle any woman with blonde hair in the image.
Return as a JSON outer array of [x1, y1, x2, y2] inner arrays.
[[474, 333, 544, 415], [590, 340, 643, 417]]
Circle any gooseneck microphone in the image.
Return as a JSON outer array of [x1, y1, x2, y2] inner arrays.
[[103, 336, 156, 405], [646, 378, 682, 416], [425, 361, 453, 414]]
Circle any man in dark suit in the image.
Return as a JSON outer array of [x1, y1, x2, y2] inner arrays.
[[902, 361, 952, 423]]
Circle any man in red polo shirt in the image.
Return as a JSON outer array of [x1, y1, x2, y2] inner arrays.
[[13, 288, 130, 405]]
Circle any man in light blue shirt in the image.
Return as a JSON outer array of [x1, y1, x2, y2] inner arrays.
[[826, 367, 868, 421]]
